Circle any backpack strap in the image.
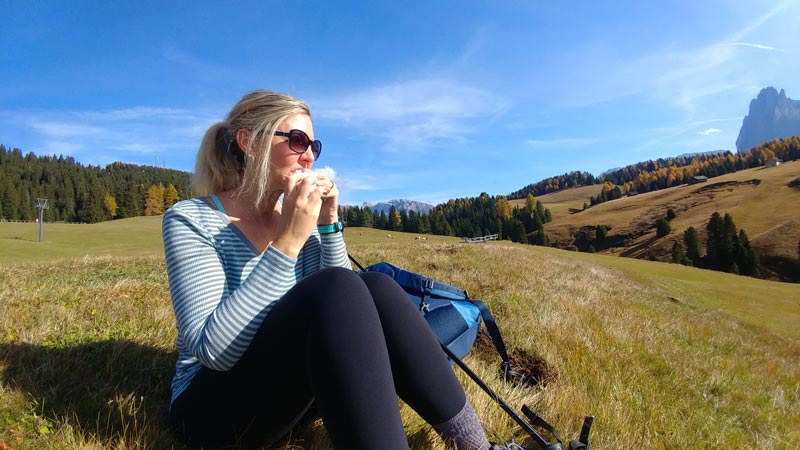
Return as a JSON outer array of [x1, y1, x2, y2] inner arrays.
[[348, 253, 366, 271], [469, 299, 514, 375]]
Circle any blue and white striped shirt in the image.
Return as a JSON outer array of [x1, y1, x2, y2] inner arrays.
[[162, 197, 350, 405]]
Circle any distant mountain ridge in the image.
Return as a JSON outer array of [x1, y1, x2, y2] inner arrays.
[[736, 87, 800, 152], [675, 150, 729, 158], [362, 199, 435, 215]]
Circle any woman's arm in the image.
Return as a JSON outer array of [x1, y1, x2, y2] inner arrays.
[[163, 207, 297, 371], [319, 231, 351, 269]]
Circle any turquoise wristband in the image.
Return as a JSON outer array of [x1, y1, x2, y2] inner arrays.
[[317, 221, 344, 235]]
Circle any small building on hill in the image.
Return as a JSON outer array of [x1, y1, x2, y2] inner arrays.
[[689, 175, 708, 185], [765, 157, 782, 168]]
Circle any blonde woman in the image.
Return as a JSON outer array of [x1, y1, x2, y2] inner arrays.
[[163, 90, 499, 449]]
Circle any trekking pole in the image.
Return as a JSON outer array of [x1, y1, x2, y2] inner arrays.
[[439, 343, 562, 450]]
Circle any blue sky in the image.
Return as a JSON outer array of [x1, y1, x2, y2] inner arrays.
[[2, 1, 798, 206]]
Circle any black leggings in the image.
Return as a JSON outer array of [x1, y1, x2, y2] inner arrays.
[[169, 267, 467, 449]]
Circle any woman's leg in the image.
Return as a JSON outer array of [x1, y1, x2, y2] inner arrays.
[[169, 267, 409, 449], [360, 271, 491, 450]]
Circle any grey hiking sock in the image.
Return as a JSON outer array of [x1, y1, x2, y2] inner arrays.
[[432, 400, 491, 450]]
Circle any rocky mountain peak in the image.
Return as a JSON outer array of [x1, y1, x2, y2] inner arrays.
[[736, 87, 800, 152]]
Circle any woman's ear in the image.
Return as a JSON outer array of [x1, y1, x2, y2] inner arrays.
[[235, 128, 251, 153]]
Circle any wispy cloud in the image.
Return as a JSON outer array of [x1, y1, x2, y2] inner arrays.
[[161, 47, 233, 80], [699, 128, 721, 135], [313, 78, 507, 153], [647, 4, 792, 112], [1, 106, 217, 168], [525, 137, 599, 148], [729, 42, 792, 53]]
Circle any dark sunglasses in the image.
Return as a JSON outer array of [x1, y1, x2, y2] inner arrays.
[[274, 129, 322, 160]]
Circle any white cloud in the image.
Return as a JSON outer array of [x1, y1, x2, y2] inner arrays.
[[699, 128, 721, 135]]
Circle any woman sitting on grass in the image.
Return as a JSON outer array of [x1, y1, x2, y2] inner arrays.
[[162, 89, 510, 449]]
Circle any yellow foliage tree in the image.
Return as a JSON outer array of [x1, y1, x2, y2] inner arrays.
[[495, 196, 512, 220], [103, 192, 118, 219], [163, 183, 180, 209], [144, 184, 165, 216], [525, 193, 537, 217]]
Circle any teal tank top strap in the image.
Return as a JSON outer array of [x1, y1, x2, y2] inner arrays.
[[208, 193, 227, 215]]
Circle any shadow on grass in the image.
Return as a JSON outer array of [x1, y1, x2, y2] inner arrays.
[[0, 236, 37, 243], [0, 339, 185, 448], [1, 339, 541, 449]]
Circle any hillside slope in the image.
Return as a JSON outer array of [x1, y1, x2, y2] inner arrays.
[[541, 161, 800, 279]]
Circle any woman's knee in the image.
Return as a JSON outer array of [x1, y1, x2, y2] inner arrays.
[[307, 267, 376, 316], [359, 271, 419, 316], [314, 266, 362, 286], [359, 271, 396, 292]]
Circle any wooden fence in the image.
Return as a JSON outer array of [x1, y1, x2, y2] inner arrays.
[[462, 234, 499, 244]]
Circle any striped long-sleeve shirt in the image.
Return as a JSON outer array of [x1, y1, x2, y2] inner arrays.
[[162, 197, 350, 406]]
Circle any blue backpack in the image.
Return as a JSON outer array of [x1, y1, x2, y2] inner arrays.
[[348, 256, 595, 450], [349, 257, 513, 373]]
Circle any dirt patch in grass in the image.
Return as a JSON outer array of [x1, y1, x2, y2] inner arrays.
[[473, 333, 552, 387], [692, 178, 761, 194], [506, 348, 552, 387]]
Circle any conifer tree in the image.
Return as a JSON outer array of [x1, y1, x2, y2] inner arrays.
[[77, 179, 106, 223], [683, 226, 701, 266], [378, 210, 388, 230], [362, 208, 373, 228], [656, 218, 671, 238], [1, 178, 19, 220], [735, 229, 758, 276], [596, 225, 608, 242], [671, 241, 687, 264], [705, 212, 724, 269], [510, 220, 527, 243], [719, 213, 738, 272]]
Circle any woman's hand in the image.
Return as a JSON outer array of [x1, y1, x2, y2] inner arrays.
[[315, 172, 339, 225], [272, 171, 323, 258]]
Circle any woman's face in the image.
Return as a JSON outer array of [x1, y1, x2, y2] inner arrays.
[[269, 113, 317, 188]]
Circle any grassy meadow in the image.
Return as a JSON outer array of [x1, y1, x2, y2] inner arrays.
[[0, 220, 799, 449], [0, 216, 166, 264]]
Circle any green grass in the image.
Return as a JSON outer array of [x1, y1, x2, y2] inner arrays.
[[0, 216, 165, 264], [1, 224, 798, 449], [533, 247, 800, 340]]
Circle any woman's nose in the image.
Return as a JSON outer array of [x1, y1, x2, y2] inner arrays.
[[299, 146, 315, 166]]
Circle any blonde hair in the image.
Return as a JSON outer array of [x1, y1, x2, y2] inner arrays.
[[193, 90, 311, 211]]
